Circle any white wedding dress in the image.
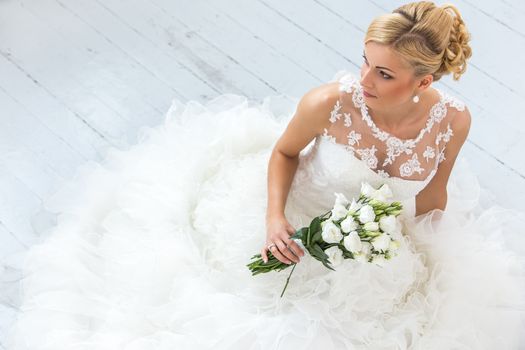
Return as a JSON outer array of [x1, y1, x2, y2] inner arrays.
[[2, 70, 525, 349]]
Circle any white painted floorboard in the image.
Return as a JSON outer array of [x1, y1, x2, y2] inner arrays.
[[1, 0, 524, 345]]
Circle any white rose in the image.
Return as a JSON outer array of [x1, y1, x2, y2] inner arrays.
[[361, 183, 394, 202], [358, 205, 376, 223], [334, 192, 350, 207], [331, 204, 348, 221], [372, 254, 387, 267], [321, 221, 343, 244], [360, 182, 376, 197], [379, 215, 398, 234], [343, 231, 362, 253], [363, 221, 379, 232], [371, 233, 391, 252], [340, 216, 358, 233], [372, 184, 394, 202], [348, 199, 362, 214], [325, 246, 344, 267], [360, 241, 372, 256]]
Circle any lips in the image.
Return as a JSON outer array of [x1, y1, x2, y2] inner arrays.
[[363, 90, 376, 98]]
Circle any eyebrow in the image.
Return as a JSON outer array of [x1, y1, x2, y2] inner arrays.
[[362, 52, 397, 74]]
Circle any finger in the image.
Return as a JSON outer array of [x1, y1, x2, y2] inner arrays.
[[261, 247, 268, 263], [269, 245, 292, 265], [284, 238, 305, 257], [276, 240, 299, 264]]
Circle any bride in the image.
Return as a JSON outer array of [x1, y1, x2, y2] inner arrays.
[[4, 1, 525, 349], [262, 2, 473, 266]]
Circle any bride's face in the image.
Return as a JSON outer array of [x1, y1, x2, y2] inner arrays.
[[360, 41, 426, 110]]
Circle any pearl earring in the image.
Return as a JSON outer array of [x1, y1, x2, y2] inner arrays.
[[412, 95, 420, 103]]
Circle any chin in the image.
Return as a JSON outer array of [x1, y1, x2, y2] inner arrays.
[[364, 95, 379, 106]]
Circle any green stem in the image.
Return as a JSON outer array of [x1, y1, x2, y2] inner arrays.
[[280, 263, 297, 298]]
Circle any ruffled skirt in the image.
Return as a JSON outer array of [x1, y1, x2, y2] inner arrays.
[[2, 94, 525, 349]]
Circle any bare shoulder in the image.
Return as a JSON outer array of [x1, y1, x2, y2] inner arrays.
[[450, 103, 472, 144], [295, 81, 341, 128], [274, 81, 341, 157]]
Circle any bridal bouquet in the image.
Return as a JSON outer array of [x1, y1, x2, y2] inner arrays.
[[247, 182, 404, 297]]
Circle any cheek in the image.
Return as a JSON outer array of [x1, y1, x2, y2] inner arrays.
[[380, 83, 409, 101]]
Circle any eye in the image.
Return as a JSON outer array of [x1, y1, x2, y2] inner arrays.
[[362, 54, 393, 79], [380, 71, 392, 80]]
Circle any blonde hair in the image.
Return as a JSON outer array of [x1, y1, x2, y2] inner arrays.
[[365, 1, 472, 81]]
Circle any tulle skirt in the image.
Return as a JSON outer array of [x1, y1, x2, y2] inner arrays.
[[2, 93, 525, 349]]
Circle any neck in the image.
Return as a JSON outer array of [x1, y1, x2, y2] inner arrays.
[[367, 93, 426, 130]]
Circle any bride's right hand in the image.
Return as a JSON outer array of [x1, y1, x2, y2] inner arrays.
[[262, 216, 305, 264]]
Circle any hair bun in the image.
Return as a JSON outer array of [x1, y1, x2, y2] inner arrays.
[[365, 1, 472, 82], [438, 4, 472, 81]]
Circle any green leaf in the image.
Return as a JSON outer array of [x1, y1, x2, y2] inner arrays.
[[321, 260, 336, 271], [306, 217, 322, 247], [311, 229, 323, 244], [309, 217, 321, 235], [308, 248, 322, 261], [311, 244, 329, 260], [292, 227, 308, 241]]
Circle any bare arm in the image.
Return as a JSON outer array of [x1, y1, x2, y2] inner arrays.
[[415, 106, 472, 216], [262, 82, 338, 264], [266, 83, 338, 222], [265, 150, 299, 221]]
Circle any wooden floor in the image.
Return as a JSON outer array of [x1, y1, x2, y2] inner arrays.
[[1, 0, 524, 345]]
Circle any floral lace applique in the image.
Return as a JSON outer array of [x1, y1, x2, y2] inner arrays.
[[344, 112, 352, 127], [377, 169, 390, 178], [322, 128, 337, 144], [428, 103, 447, 127], [352, 85, 365, 111], [339, 74, 356, 93], [423, 146, 436, 162], [344, 145, 356, 155], [356, 145, 378, 169], [399, 153, 424, 177], [438, 147, 446, 164], [351, 84, 452, 168], [443, 94, 466, 112], [329, 100, 343, 123], [384, 137, 415, 166], [329, 72, 466, 181], [435, 123, 454, 145], [372, 129, 390, 142], [347, 130, 361, 146]]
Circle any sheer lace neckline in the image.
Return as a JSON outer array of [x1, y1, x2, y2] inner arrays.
[[351, 83, 446, 143], [326, 71, 466, 182], [316, 135, 435, 184]]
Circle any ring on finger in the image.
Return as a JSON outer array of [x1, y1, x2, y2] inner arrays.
[[267, 243, 277, 250]]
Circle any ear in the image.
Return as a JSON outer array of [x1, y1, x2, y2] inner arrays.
[[417, 74, 433, 90]]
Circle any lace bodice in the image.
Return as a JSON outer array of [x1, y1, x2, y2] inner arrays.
[[322, 71, 466, 182], [286, 71, 467, 219]]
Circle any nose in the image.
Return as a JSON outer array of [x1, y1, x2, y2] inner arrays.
[[360, 65, 373, 89]]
